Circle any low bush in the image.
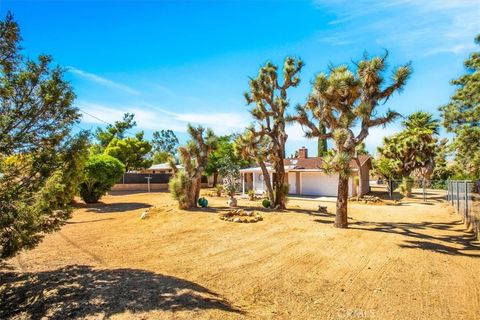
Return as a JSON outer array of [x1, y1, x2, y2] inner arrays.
[[79, 154, 125, 203]]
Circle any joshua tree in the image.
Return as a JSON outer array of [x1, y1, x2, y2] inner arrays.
[[169, 125, 217, 209], [235, 128, 275, 207], [244, 57, 303, 209], [378, 111, 439, 195], [291, 53, 411, 228]]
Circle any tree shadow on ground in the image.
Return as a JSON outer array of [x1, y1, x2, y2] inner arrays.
[[0, 265, 243, 320], [76, 202, 152, 213], [349, 219, 480, 258]]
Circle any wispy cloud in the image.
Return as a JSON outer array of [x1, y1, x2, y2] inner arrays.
[[68, 67, 141, 95], [315, 0, 480, 56], [78, 101, 250, 135]]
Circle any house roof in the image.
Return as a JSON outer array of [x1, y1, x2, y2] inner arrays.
[[239, 155, 371, 173], [147, 163, 183, 170], [284, 154, 371, 170]]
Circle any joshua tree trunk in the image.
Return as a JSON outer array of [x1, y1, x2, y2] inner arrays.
[[273, 149, 287, 209], [335, 175, 349, 228], [212, 172, 218, 187], [259, 161, 275, 207]]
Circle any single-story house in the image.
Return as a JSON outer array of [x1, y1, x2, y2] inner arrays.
[[239, 147, 371, 197], [141, 163, 183, 174]]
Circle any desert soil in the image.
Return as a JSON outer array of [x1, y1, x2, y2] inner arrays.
[[1, 190, 480, 320]]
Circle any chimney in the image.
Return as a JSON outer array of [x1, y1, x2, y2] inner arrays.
[[298, 147, 308, 159]]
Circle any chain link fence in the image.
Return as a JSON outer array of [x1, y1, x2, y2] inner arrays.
[[370, 179, 448, 202], [446, 180, 480, 240]]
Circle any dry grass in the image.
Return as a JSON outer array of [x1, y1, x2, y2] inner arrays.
[[1, 190, 480, 319]]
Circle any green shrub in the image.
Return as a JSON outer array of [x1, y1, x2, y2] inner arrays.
[[215, 184, 223, 196], [399, 176, 413, 197], [262, 199, 271, 208], [79, 154, 125, 203], [248, 190, 255, 201], [168, 170, 192, 208]]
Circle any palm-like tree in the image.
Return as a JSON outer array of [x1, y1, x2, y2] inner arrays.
[[290, 53, 411, 228]]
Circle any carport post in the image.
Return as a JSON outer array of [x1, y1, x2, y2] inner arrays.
[[145, 176, 152, 193], [242, 172, 245, 196]]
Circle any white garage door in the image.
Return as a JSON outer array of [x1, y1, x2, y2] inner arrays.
[[300, 172, 339, 196]]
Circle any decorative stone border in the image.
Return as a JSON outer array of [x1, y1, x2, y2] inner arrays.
[[219, 209, 263, 223]]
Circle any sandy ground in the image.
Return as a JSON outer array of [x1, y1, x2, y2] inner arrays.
[[1, 190, 480, 320]]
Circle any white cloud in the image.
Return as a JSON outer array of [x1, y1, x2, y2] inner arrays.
[[315, 0, 480, 56], [68, 67, 140, 95], [78, 101, 250, 135]]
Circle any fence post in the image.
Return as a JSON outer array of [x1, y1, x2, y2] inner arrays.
[[456, 181, 460, 213], [464, 180, 469, 223]]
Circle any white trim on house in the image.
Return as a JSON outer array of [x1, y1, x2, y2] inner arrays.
[[239, 148, 370, 198]]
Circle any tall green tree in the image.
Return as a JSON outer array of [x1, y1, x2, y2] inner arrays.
[[169, 125, 218, 209], [291, 53, 411, 228], [205, 135, 249, 187], [95, 113, 136, 149], [104, 132, 152, 171], [151, 129, 179, 155], [0, 12, 88, 258], [439, 35, 480, 179], [378, 112, 439, 180], [244, 57, 303, 209]]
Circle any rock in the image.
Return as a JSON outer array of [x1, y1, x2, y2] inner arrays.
[[140, 211, 148, 219], [245, 210, 253, 216], [318, 206, 328, 213], [233, 217, 240, 223]]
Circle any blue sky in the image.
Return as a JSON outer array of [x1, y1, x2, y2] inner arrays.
[[1, 0, 479, 156]]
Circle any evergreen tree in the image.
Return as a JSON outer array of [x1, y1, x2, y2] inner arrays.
[[95, 113, 136, 149], [104, 132, 153, 171], [0, 12, 87, 258], [439, 34, 480, 179]]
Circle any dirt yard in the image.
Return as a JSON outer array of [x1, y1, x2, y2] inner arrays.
[[1, 191, 480, 319]]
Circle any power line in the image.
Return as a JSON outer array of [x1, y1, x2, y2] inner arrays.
[[78, 108, 137, 137]]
